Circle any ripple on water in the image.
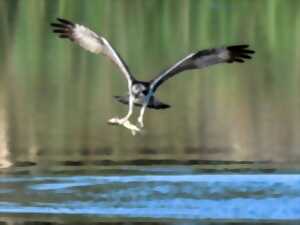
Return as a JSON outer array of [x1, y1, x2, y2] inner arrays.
[[0, 174, 299, 220]]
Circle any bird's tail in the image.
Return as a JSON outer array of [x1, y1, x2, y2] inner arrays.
[[150, 97, 170, 109], [114, 95, 171, 110], [114, 95, 130, 105]]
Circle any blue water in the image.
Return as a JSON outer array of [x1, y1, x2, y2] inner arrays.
[[1, 171, 300, 222]]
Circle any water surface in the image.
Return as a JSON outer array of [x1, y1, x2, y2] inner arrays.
[[1, 163, 300, 224]]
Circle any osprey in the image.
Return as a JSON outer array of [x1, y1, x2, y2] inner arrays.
[[51, 18, 255, 132]]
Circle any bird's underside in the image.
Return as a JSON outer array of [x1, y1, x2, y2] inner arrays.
[[51, 18, 255, 135], [114, 95, 170, 109]]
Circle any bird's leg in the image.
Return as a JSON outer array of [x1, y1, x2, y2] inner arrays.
[[108, 96, 133, 125], [107, 82, 142, 135], [137, 94, 151, 128], [118, 95, 134, 124], [117, 82, 134, 124], [108, 86, 134, 125]]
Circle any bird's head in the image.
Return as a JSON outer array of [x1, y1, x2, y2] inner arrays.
[[132, 83, 146, 94]]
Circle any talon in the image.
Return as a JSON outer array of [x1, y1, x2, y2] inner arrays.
[[108, 117, 129, 125], [137, 117, 144, 128], [109, 116, 141, 136], [108, 117, 120, 125], [118, 117, 128, 125], [131, 129, 136, 136]]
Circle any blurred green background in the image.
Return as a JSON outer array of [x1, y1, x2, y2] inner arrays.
[[1, 0, 300, 167]]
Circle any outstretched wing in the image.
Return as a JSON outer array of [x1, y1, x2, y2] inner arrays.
[[51, 18, 135, 83], [149, 45, 255, 92]]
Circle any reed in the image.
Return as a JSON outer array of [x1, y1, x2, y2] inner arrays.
[[0, 0, 299, 162]]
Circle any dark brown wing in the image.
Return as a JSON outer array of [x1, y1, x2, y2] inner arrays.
[[149, 45, 255, 92]]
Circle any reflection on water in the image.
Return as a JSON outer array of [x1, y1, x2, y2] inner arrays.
[[1, 1, 300, 162], [2, 159, 300, 177], [0, 89, 10, 169], [1, 167, 300, 224], [2, 219, 298, 225], [1, 162, 300, 224]]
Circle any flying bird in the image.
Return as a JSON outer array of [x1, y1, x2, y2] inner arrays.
[[51, 18, 255, 130]]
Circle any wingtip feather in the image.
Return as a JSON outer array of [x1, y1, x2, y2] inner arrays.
[[53, 29, 66, 33], [59, 34, 69, 39], [227, 44, 250, 51], [50, 23, 67, 28], [227, 44, 255, 63], [56, 18, 75, 27]]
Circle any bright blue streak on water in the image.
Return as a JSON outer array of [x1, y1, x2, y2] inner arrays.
[[0, 174, 300, 220]]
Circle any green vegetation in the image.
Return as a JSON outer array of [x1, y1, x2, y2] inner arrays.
[[1, 0, 300, 163]]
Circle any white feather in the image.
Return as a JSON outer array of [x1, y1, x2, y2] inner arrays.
[[217, 48, 230, 60], [73, 25, 103, 54], [69, 23, 133, 84]]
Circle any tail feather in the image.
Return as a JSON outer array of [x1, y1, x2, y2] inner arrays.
[[151, 98, 170, 109], [114, 95, 128, 104], [114, 95, 170, 110]]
